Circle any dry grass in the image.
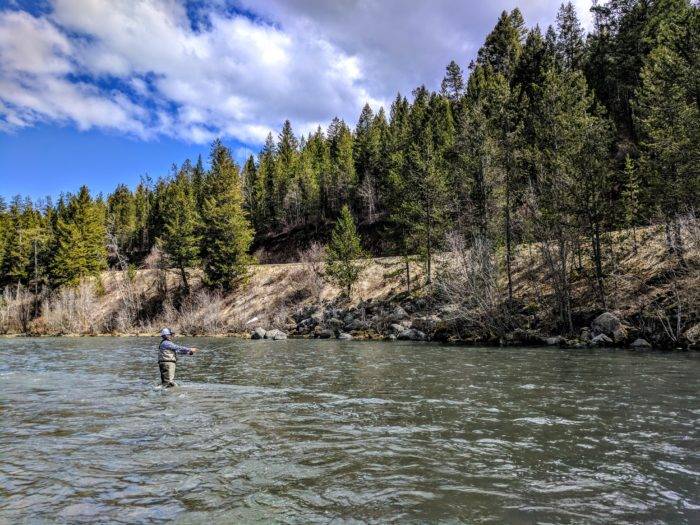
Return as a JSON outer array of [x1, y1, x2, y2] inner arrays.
[[4, 222, 696, 341]]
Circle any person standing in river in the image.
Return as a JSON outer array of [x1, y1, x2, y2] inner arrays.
[[158, 328, 198, 387]]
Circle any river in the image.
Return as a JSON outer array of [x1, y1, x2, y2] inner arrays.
[[0, 337, 698, 523]]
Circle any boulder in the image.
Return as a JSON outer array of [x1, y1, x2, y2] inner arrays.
[[630, 338, 652, 349], [337, 332, 353, 340], [544, 336, 564, 346], [251, 327, 266, 340], [397, 328, 426, 341], [390, 306, 408, 322], [296, 317, 317, 332], [389, 323, 405, 334], [411, 315, 441, 333], [387, 334, 397, 341], [591, 333, 613, 346], [346, 319, 371, 332], [506, 329, 541, 345], [314, 327, 334, 339], [580, 327, 592, 342], [328, 317, 345, 329], [592, 312, 628, 343], [264, 328, 287, 340], [682, 324, 700, 348], [343, 312, 355, 325]]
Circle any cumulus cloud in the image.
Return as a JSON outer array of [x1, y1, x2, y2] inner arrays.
[[0, 0, 595, 144]]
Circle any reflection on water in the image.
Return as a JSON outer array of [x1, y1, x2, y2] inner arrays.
[[0, 337, 698, 523]]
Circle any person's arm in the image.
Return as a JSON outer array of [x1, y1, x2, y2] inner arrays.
[[162, 340, 198, 355]]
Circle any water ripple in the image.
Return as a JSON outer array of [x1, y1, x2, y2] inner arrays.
[[0, 338, 698, 523]]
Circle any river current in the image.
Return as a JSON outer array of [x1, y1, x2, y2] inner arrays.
[[1, 337, 698, 523]]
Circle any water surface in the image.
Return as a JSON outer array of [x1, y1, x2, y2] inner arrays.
[[1, 338, 698, 523]]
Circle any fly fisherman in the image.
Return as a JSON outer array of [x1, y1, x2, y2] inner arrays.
[[158, 328, 198, 387]]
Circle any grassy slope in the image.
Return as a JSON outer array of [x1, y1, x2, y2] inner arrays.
[[13, 224, 698, 342]]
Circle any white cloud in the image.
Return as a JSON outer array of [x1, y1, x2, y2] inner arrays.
[[0, 0, 595, 144]]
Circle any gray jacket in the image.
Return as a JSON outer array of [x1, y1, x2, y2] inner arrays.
[[158, 339, 193, 363]]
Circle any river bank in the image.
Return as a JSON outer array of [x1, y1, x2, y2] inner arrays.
[[1, 225, 698, 349]]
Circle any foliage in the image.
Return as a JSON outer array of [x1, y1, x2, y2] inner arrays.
[[324, 206, 366, 294], [200, 141, 255, 291]]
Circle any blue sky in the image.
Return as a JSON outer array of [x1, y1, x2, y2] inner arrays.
[[0, 0, 593, 201]]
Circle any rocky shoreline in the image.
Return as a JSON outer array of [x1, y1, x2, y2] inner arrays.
[[246, 298, 699, 351]]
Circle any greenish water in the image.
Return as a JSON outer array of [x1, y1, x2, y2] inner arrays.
[[0, 338, 698, 523]]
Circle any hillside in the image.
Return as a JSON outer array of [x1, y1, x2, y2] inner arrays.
[[2, 223, 698, 350]]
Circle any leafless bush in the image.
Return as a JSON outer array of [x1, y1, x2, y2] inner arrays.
[[41, 280, 106, 334], [107, 227, 143, 332], [679, 209, 700, 255], [436, 232, 515, 340], [0, 285, 34, 334], [298, 242, 326, 303], [160, 289, 235, 335]]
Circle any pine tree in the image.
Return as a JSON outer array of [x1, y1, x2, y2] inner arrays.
[[555, 2, 585, 71], [200, 140, 255, 291], [392, 88, 450, 285], [276, 120, 299, 224], [192, 155, 206, 210], [159, 172, 201, 292], [50, 186, 107, 287], [241, 155, 258, 219], [107, 184, 136, 260], [258, 133, 277, 228], [132, 179, 153, 259], [328, 117, 355, 215], [474, 8, 526, 80], [635, 39, 699, 258], [306, 126, 332, 222], [354, 103, 381, 221], [440, 60, 465, 102], [324, 205, 366, 294]]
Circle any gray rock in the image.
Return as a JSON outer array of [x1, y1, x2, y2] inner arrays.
[[314, 327, 333, 339], [683, 324, 700, 348], [310, 310, 324, 323], [328, 317, 345, 329], [346, 319, 371, 332], [592, 312, 628, 343], [544, 336, 563, 346], [251, 327, 266, 340], [411, 315, 441, 332], [388, 334, 397, 341], [630, 338, 651, 349], [591, 333, 613, 346], [397, 328, 426, 341], [580, 327, 592, 341], [389, 323, 404, 334], [390, 306, 408, 322], [343, 312, 355, 324], [337, 332, 353, 340], [297, 317, 316, 331], [264, 328, 287, 340]]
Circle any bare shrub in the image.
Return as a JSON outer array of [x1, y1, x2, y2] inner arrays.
[[679, 209, 700, 255], [0, 285, 34, 334], [107, 228, 143, 332], [142, 245, 165, 270], [41, 280, 106, 334], [160, 289, 234, 335], [298, 242, 326, 303], [436, 232, 515, 340]]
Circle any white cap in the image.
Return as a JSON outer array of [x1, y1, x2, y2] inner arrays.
[[160, 328, 173, 337]]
